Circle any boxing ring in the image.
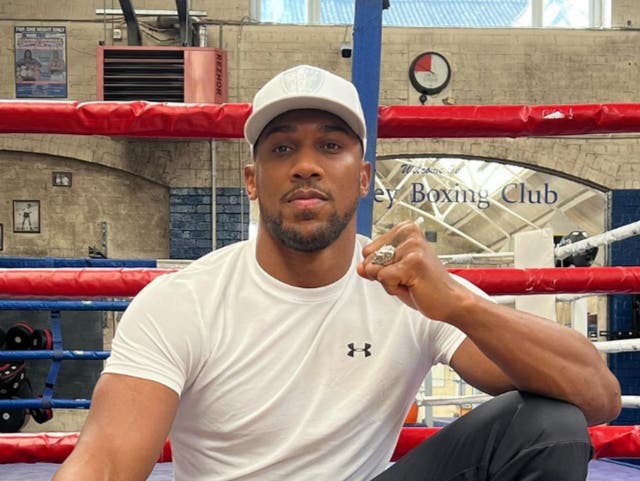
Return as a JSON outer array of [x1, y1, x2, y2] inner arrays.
[[1, 101, 640, 480], [1, 266, 640, 479]]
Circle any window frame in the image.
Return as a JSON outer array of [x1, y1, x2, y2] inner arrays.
[[251, 0, 611, 28]]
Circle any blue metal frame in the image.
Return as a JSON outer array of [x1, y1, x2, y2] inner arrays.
[[0, 398, 91, 409], [352, 0, 384, 237], [0, 350, 111, 361], [0, 256, 156, 268], [0, 300, 129, 311], [0, 308, 114, 413]]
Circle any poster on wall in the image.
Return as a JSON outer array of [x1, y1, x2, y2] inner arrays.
[[15, 26, 67, 98], [52, 171, 72, 187], [13, 200, 40, 234]]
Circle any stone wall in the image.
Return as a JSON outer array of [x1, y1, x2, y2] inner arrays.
[[0, 151, 169, 258], [0, 1, 639, 259]]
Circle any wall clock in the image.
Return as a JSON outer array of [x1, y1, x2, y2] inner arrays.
[[409, 51, 451, 98]]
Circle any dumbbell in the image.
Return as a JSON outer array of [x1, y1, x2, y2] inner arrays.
[[4, 322, 35, 350], [0, 407, 28, 433], [31, 328, 53, 350], [0, 362, 27, 397], [5, 323, 53, 350]]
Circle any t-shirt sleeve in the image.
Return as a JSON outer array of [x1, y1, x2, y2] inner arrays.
[[424, 319, 466, 366], [102, 273, 204, 396], [424, 273, 493, 365]]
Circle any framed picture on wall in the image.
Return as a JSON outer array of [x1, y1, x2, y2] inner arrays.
[[13, 200, 40, 234], [0, 223, 3, 250], [14, 26, 67, 99], [52, 171, 72, 187]]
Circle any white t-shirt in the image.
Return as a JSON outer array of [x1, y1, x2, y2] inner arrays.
[[104, 235, 475, 481]]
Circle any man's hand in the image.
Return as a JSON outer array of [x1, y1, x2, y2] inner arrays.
[[357, 220, 470, 321]]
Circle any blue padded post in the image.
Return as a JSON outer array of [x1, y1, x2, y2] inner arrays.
[[353, 0, 384, 237]]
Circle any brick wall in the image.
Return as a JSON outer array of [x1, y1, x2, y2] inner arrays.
[[0, 0, 240, 22], [0, 152, 169, 258], [169, 187, 250, 258], [216, 187, 250, 248], [170, 188, 212, 260], [612, 0, 640, 27]]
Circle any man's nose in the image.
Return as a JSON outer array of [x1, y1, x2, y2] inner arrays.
[[290, 147, 324, 180]]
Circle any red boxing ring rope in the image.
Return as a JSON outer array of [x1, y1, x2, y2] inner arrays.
[[0, 268, 173, 298], [448, 266, 640, 295], [1, 425, 638, 464], [0, 266, 639, 297], [1, 101, 640, 138]]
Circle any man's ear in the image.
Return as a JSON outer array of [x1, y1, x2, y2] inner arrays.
[[244, 164, 258, 200], [359, 161, 371, 198]]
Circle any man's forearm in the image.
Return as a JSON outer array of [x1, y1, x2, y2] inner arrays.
[[446, 291, 621, 425], [52, 451, 110, 481]]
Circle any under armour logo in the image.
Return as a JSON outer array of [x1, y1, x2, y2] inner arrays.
[[347, 343, 372, 357]]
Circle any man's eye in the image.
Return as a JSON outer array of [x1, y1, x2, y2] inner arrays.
[[324, 142, 341, 151], [273, 145, 291, 153]]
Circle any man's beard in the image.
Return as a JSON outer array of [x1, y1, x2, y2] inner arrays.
[[260, 202, 357, 252]]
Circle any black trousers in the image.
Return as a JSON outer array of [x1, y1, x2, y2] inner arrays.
[[373, 391, 592, 481]]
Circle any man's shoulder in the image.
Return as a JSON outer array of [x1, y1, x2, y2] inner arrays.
[[192, 239, 250, 265], [173, 240, 251, 277], [149, 240, 252, 293]]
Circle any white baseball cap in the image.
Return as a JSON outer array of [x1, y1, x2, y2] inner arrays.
[[244, 65, 367, 155]]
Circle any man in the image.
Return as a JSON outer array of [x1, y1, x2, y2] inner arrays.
[[53, 65, 621, 481], [21, 203, 33, 231]]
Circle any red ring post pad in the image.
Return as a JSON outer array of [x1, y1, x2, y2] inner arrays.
[[0, 425, 637, 464], [0, 267, 639, 298], [1, 101, 640, 138]]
